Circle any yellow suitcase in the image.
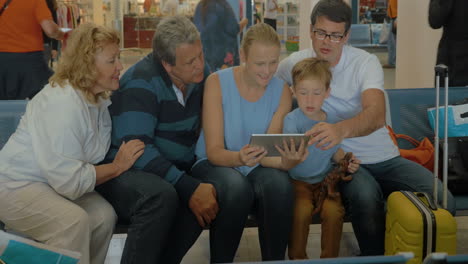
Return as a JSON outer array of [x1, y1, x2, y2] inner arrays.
[[385, 191, 456, 264], [385, 65, 457, 264]]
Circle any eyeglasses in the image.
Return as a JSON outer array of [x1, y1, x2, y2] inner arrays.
[[312, 29, 345, 43]]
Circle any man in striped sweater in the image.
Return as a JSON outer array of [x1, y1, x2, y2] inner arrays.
[[96, 16, 217, 264]]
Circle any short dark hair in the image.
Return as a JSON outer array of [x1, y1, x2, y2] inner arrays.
[[310, 0, 352, 33]]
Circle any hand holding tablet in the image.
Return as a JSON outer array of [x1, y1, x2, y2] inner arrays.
[[249, 134, 310, 157]]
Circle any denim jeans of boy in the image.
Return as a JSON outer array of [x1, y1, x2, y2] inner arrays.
[[340, 156, 456, 256], [96, 170, 179, 264]]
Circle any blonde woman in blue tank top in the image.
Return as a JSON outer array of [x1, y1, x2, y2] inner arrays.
[[190, 23, 308, 262]]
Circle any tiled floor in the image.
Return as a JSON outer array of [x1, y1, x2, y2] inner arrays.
[[105, 216, 468, 263]]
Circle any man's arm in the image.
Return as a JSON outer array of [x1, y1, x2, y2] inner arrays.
[[110, 77, 218, 227], [307, 89, 385, 150], [109, 80, 202, 203], [336, 88, 386, 138], [40, 19, 64, 40], [307, 55, 386, 150]]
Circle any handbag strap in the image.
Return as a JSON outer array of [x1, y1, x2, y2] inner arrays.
[[394, 133, 420, 146], [0, 0, 13, 17], [387, 125, 421, 147]]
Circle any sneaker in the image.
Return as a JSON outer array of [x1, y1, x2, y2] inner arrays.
[[383, 64, 395, 69]]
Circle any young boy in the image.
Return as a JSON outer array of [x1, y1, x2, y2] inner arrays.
[[284, 58, 360, 259]]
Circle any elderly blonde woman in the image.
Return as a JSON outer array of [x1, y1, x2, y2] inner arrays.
[[0, 23, 144, 264]]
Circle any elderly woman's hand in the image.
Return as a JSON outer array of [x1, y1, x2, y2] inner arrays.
[[112, 139, 145, 174]]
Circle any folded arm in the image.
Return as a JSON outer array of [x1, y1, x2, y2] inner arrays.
[[109, 84, 201, 204]]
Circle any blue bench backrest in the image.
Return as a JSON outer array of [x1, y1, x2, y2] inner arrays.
[[348, 24, 371, 47], [386, 87, 468, 141], [386, 87, 468, 211], [348, 23, 387, 48], [0, 100, 28, 150]]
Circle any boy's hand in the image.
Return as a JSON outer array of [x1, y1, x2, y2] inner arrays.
[[275, 138, 309, 170], [239, 144, 267, 167], [347, 154, 361, 173], [305, 122, 345, 150]]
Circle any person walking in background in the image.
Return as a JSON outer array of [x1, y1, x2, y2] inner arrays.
[[383, 0, 397, 69], [264, 0, 278, 30], [0, 23, 143, 264], [0, 0, 64, 99], [193, 0, 248, 72], [429, 0, 468, 87], [43, 0, 59, 68]]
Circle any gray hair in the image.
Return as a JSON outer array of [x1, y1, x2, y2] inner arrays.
[[310, 0, 352, 33], [153, 15, 201, 65]]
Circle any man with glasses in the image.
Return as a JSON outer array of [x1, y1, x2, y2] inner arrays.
[[276, 0, 455, 256]]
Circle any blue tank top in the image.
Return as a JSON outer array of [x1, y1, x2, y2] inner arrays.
[[195, 67, 284, 175]]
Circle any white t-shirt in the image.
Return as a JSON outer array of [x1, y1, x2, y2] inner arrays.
[[0, 82, 112, 200], [264, 0, 277, 20], [276, 45, 399, 164]]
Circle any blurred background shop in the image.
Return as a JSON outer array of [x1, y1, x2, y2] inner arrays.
[[53, 0, 446, 91]]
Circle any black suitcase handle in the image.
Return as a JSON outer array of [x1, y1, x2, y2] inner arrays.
[[435, 64, 448, 77]]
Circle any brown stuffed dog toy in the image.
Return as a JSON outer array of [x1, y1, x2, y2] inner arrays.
[[311, 152, 354, 215]]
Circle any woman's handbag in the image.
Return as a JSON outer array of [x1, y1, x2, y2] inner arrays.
[[387, 126, 435, 171], [379, 21, 391, 44]]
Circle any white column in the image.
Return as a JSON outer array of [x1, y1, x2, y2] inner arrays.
[[93, 0, 104, 25], [395, 0, 442, 89]]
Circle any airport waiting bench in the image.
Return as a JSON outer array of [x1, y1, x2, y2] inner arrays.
[[2, 87, 468, 233], [385, 87, 468, 213], [348, 23, 388, 49]]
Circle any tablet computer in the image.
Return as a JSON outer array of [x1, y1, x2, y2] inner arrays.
[[249, 134, 310, 157]]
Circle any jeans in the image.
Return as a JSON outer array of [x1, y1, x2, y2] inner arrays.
[[161, 161, 253, 264], [186, 160, 293, 262], [247, 165, 294, 261], [387, 30, 396, 66], [96, 170, 179, 264], [340, 156, 456, 256]]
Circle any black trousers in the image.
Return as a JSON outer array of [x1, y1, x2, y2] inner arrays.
[[0, 51, 52, 100]]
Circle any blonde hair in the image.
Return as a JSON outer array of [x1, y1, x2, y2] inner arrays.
[[49, 23, 120, 104], [240, 23, 280, 58], [291, 58, 332, 90]]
